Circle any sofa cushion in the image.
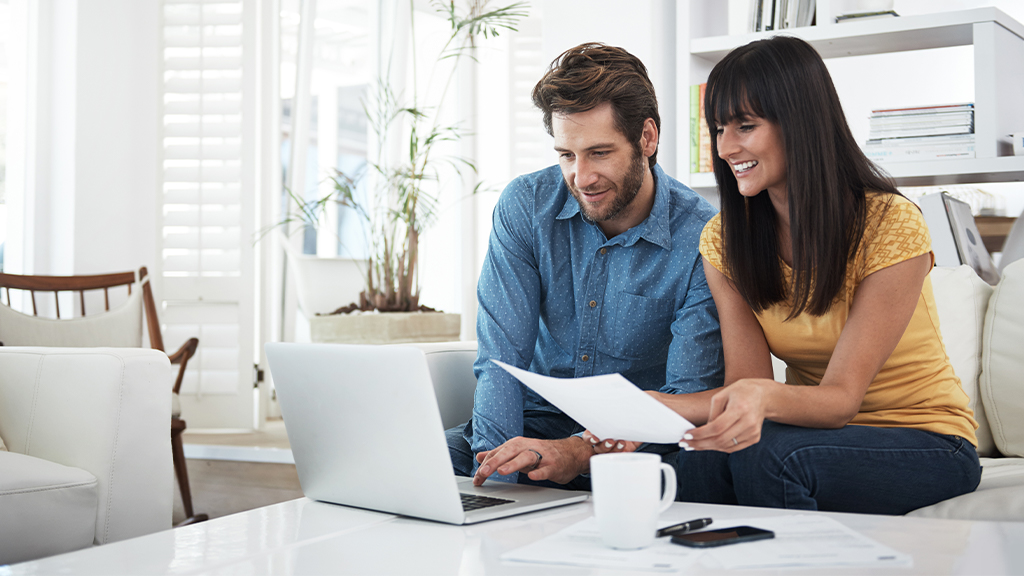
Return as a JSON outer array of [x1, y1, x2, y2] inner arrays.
[[907, 457, 1024, 521], [0, 451, 98, 565], [929, 265, 995, 456], [981, 259, 1024, 457]]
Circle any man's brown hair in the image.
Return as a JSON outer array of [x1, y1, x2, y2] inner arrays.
[[532, 42, 660, 168]]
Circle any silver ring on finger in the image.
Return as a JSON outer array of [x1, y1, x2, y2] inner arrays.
[[528, 449, 543, 468], [731, 437, 738, 446]]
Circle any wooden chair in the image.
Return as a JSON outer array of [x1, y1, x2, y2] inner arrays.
[[0, 266, 209, 526]]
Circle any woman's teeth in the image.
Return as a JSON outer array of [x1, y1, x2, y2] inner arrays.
[[734, 160, 758, 173]]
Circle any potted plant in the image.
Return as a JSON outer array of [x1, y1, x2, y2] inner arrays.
[[274, 0, 528, 344]]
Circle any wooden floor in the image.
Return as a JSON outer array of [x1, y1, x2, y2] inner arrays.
[[173, 419, 302, 525]]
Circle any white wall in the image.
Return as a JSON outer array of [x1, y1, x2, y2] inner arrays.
[[17, 0, 159, 278]]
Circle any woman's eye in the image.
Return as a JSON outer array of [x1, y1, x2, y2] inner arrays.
[[739, 124, 756, 132]]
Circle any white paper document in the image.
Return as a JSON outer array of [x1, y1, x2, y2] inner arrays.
[[502, 515, 912, 572], [702, 515, 913, 570], [491, 360, 694, 443], [500, 517, 698, 572]]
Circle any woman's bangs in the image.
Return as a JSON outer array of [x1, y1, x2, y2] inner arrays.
[[709, 75, 763, 127]]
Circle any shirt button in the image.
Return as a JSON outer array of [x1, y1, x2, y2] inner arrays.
[[600, 248, 607, 255], [581, 354, 589, 362], [589, 300, 597, 308]]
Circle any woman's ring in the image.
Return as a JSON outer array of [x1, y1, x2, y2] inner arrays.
[[731, 437, 739, 446]]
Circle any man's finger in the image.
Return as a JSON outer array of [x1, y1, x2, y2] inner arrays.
[[496, 449, 542, 476]]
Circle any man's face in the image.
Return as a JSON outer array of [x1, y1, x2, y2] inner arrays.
[[552, 103, 649, 230]]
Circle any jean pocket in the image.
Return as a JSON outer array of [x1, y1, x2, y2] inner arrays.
[[598, 291, 674, 359]]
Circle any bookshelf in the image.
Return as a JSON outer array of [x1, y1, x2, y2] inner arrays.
[[679, 5, 1024, 198]]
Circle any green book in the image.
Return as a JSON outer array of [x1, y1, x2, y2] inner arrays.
[[690, 84, 699, 174]]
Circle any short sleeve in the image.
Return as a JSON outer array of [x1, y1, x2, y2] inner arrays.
[[699, 214, 729, 277], [862, 194, 933, 278]]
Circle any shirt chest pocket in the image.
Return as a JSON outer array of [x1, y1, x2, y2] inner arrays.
[[598, 291, 675, 359]]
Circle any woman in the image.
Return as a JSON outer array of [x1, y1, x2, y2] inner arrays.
[[590, 36, 980, 514]]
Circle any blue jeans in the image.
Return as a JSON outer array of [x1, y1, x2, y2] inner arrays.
[[446, 410, 678, 491], [676, 421, 981, 515]]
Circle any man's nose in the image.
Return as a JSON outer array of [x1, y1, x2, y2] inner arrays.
[[574, 158, 599, 189]]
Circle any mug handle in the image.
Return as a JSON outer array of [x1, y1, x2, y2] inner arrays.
[[658, 463, 677, 512]]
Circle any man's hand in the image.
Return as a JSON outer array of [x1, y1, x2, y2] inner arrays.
[[473, 436, 592, 486]]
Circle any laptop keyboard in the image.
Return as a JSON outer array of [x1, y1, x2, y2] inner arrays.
[[460, 493, 515, 511]]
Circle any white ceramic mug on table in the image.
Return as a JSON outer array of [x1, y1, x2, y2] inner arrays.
[[590, 453, 677, 549]]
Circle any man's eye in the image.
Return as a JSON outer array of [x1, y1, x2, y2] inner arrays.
[[560, 153, 574, 160], [593, 151, 608, 157]]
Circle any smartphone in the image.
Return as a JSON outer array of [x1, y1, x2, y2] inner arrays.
[[670, 526, 775, 548]]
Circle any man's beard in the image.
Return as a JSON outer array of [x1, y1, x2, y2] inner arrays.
[[568, 145, 647, 224]]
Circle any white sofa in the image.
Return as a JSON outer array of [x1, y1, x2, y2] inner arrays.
[[422, 261, 1024, 521], [0, 347, 174, 566], [908, 261, 1024, 521]]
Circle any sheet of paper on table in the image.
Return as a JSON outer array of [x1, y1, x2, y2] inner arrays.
[[702, 515, 913, 570], [491, 360, 694, 443], [500, 516, 699, 572], [501, 515, 911, 571]]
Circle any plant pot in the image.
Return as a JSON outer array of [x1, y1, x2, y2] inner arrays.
[[310, 311, 461, 344]]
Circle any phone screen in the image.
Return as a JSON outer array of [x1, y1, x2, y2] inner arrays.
[[671, 525, 775, 548]]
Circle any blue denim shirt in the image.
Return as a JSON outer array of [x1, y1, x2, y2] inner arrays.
[[472, 164, 724, 478]]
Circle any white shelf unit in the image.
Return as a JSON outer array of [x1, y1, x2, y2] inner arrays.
[[679, 5, 1024, 197]]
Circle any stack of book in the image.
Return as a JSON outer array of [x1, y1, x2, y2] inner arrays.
[[863, 103, 975, 163], [748, 0, 816, 32], [689, 83, 712, 174]]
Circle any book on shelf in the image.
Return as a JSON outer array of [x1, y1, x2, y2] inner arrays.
[[868, 124, 974, 139], [698, 83, 712, 173], [868, 111, 974, 129], [836, 10, 898, 23], [918, 192, 1000, 284], [870, 103, 974, 117], [690, 84, 699, 174], [749, 0, 815, 32], [865, 103, 975, 161]]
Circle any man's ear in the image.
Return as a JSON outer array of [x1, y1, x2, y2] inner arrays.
[[640, 118, 658, 158]]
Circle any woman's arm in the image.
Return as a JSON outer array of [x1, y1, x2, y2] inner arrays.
[[677, 252, 932, 452]]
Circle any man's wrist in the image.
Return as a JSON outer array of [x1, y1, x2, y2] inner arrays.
[[569, 435, 593, 475]]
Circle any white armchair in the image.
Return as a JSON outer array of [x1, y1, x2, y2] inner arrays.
[[0, 347, 173, 565]]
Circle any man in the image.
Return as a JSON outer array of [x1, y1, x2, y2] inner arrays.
[[445, 42, 723, 488]]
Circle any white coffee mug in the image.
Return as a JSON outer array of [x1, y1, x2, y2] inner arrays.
[[590, 453, 677, 549]]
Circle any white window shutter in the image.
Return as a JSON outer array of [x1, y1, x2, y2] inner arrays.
[[160, 0, 255, 426]]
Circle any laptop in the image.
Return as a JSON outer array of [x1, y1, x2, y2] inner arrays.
[[264, 342, 589, 525]]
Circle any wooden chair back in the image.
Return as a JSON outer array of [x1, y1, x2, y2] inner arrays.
[[0, 266, 196, 394]]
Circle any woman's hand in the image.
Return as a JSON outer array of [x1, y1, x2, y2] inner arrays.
[[679, 378, 774, 453], [581, 430, 642, 455]]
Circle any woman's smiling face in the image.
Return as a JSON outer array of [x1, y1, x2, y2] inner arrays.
[[715, 113, 788, 200]]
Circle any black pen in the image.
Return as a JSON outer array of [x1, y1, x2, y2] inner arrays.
[[656, 517, 713, 537]]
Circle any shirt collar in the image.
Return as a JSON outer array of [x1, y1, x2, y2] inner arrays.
[[555, 163, 673, 250]]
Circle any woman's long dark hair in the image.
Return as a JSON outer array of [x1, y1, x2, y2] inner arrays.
[[706, 36, 899, 318]]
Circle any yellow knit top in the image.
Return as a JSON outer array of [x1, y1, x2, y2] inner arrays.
[[700, 193, 977, 445]]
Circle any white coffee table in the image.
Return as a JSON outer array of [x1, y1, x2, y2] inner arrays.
[[7, 498, 1024, 574]]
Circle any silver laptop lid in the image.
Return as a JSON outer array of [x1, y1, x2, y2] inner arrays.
[[265, 342, 466, 524]]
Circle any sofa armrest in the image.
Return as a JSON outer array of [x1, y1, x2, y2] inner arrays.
[[407, 341, 478, 430], [0, 347, 173, 544]]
